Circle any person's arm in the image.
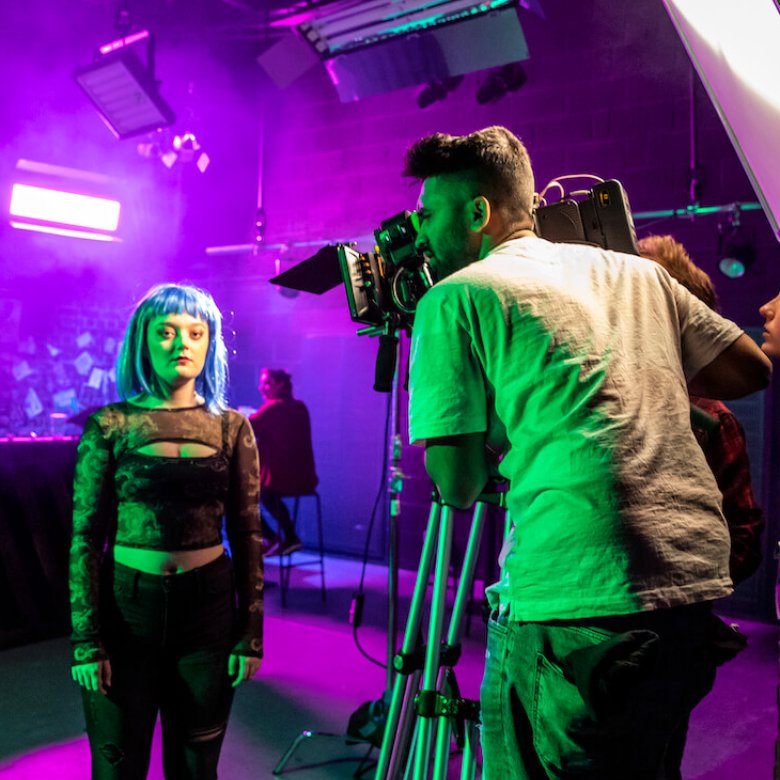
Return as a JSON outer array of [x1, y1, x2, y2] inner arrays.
[[424, 432, 491, 509], [69, 413, 115, 693], [409, 283, 492, 505], [687, 334, 771, 399], [225, 414, 264, 684], [703, 409, 764, 584]]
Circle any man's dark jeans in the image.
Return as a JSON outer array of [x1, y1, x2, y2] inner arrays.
[[480, 603, 718, 779]]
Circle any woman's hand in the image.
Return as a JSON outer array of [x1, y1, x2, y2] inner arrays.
[[72, 659, 112, 695], [228, 654, 262, 687]]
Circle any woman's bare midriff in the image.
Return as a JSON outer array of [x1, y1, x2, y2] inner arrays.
[[114, 543, 225, 575]]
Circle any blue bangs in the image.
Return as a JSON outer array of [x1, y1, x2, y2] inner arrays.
[[116, 283, 228, 414]]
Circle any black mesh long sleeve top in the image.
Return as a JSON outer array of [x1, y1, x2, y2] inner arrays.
[[69, 402, 264, 665]]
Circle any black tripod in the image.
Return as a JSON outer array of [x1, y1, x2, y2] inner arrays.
[[376, 487, 508, 780]]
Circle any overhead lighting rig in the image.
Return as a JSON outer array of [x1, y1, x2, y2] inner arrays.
[[74, 29, 176, 139], [255, 0, 530, 101]]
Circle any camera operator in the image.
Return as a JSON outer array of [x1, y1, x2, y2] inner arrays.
[[405, 126, 771, 779]]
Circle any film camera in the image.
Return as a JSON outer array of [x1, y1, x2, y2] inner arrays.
[[338, 211, 433, 332], [269, 210, 432, 390], [270, 177, 639, 389], [267, 210, 430, 336], [336, 177, 640, 334]]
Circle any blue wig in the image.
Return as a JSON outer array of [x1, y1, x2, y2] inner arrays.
[[117, 283, 228, 414]]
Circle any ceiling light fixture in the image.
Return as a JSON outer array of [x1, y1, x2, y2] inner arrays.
[[288, 0, 529, 102], [74, 29, 176, 139], [8, 160, 122, 242], [416, 76, 464, 109], [476, 62, 528, 104], [717, 206, 756, 278]]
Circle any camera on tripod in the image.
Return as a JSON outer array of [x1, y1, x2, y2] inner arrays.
[[333, 177, 639, 333], [269, 176, 639, 367]]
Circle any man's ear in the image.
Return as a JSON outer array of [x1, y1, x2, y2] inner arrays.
[[470, 196, 491, 233]]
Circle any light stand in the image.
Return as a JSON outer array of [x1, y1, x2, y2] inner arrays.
[[344, 321, 406, 746], [386, 341, 402, 693], [273, 325, 407, 776]]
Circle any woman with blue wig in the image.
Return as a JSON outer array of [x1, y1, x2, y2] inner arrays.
[[69, 283, 263, 779]]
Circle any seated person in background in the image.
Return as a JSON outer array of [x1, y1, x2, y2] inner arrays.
[[639, 234, 764, 779], [249, 368, 318, 556]]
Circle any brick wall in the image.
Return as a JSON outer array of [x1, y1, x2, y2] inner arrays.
[[260, 1, 780, 323], [248, 0, 780, 610]]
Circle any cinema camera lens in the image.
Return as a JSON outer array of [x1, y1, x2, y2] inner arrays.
[[338, 210, 434, 332]]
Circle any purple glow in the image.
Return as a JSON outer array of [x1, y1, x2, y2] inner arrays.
[[10, 184, 121, 231], [0, 736, 92, 778], [9, 221, 121, 242]]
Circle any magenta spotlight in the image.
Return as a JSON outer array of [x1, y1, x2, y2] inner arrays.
[[98, 29, 152, 57], [10, 184, 121, 232]]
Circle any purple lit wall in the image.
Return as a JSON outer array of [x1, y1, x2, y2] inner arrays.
[[1, 1, 778, 614], [253, 0, 780, 612]]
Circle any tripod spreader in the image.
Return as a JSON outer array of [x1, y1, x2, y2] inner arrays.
[[416, 668, 480, 753]]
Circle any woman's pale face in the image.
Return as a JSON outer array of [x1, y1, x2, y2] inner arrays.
[[759, 293, 780, 359], [259, 372, 284, 401], [146, 312, 209, 389]]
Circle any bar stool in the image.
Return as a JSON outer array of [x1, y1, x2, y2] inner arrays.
[[278, 492, 326, 608]]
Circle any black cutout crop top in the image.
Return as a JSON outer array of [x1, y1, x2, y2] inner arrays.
[[69, 402, 263, 664]]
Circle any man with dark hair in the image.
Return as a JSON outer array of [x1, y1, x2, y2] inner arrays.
[[405, 126, 771, 778]]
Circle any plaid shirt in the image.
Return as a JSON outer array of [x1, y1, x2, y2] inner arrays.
[[690, 396, 764, 584]]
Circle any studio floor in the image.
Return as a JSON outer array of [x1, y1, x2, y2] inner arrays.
[[0, 553, 776, 779]]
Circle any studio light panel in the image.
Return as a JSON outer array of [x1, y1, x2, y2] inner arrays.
[[10, 184, 121, 232], [74, 49, 176, 139]]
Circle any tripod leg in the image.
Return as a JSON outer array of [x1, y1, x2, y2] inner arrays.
[[388, 668, 423, 779], [446, 502, 487, 650], [376, 501, 442, 780], [272, 730, 337, 775], [460, 721, 479, 780], [431, 502, 487, 780], [412, 503, 455, 780]]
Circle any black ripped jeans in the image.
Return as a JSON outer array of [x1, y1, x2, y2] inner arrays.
[[82, 554, 236, 780]]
